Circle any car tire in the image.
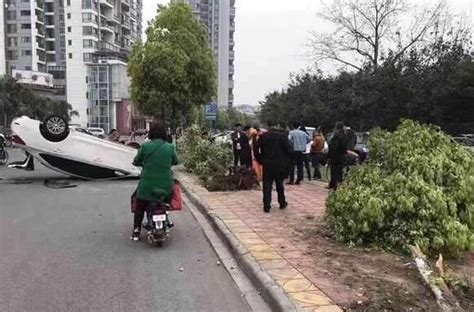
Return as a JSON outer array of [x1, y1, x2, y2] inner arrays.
[[40, 115, 70, 142]]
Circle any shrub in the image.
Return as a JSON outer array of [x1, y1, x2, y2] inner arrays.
[[177, 125, 233, 191], [326, 120, 474, 256]]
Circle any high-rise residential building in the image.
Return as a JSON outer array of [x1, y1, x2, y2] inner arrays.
[[1, 0, 143, 133], [187, 0, 235, 109], [0, 0, 6, 75]]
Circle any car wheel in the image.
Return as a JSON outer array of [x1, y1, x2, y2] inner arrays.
[[40, 115, 70, 142]]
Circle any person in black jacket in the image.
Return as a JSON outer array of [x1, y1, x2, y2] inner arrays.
[[231, 123, 251, 168], [328, 121, 348, 190], [255, 124, 291, 213]]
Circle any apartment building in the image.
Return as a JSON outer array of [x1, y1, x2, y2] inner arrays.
[[0, 1, 6, 75], [1, 0, 142, 133], [187, 0, 236, 109]]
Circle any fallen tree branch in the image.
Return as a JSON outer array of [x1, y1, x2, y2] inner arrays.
[[409, 245, 465, 312]]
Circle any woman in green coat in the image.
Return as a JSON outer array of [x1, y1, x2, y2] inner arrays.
[[131, 123, 178, 241]]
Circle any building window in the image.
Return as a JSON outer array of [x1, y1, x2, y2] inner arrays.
[[21, 36, 31, 43], [21, 0, 29, 2], [22, 50, 32, 56], [83, 53, 95, 62], [7, 50, 19, 60], [67, 27, 71, 32], [67, 13, 71, 19], [68, 40, 72, 46], [7, 24, 17, 33], [21, 24, 31, 29], [6, 11, 16, 20], [67, 0, 70, 5], [82, 26, 98, 37], [25, 66, 31, 70], [21, 10, 31, 16], [83, 39, 96, 48], [7, 37, 18, 47], [68, 53, 72, 59], [82, 13, 98, 24]]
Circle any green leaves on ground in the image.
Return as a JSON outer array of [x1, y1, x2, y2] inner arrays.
[[327, 120, 474, 256], [128, 1, 216, 127], [177, 125, 233, 191]]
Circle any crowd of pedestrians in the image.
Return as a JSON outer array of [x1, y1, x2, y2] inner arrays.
[[231, 121, 352, 213]]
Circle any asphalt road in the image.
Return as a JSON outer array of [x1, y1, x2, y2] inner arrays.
[[0, 150, 251, 312]]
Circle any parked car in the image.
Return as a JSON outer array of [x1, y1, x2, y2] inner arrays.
[[212, 131, 233, 144], [10, 115, 141, 180], [87, 127, 106, 139]]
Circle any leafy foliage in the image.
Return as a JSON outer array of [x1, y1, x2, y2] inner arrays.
[[177, 125, 233, 191], [259, 41, 474, 135], [0, 76, 77, 124], [326, 120, 474, 256], [217, 108, 256, 130], [128, 1, 216, 127]]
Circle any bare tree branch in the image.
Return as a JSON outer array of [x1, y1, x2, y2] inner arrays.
[[310, 0, 450, 71]]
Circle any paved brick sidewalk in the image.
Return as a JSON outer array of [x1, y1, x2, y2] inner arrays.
[[176, 170, 342, 312]]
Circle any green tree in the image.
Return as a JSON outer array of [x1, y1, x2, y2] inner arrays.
[[0, 76, 76, 125], [259, 40, 474, 134], [217, 109, 254, 130], [128, 1, 217, 127]]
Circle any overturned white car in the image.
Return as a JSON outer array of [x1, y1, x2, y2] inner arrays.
[[10, 115, 141, 180]]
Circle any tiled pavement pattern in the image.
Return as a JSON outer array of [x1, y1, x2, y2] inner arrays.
[[176, 170, 342, 312]]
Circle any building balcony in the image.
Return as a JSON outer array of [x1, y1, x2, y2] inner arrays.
[[230, 7, 236, 16], [229, 50, 235, 59], [229, 65, 234, 74], [99, 0, 114, 9], [122, 15, 131, 28], [229, 80, 234, 88], [108, 14, 121, 24], [121, 0, 130, 7], [100, 23, 114, 34]]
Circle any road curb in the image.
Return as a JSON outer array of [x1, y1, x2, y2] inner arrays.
[[181, 182, 303, 312]]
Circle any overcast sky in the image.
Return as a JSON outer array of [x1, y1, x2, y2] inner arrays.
[[143, 0, 473, 106]]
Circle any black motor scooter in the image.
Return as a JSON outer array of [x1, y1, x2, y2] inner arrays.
[[143, 195, 174, 247]]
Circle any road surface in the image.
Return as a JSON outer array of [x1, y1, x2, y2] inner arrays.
[[0, 150, 253, 312]]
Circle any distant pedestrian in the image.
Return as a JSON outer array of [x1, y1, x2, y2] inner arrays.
[[288, 123, 310, 185], [109, 129, 120, 142], [249, 127, 264, 187], [310, 129, 326, 180], [328, 121, 348, 190], [300, 126, 313, 180], [231, 123, 251, 168], [255, 124, 291, 213], [241, 126, 253, 168]]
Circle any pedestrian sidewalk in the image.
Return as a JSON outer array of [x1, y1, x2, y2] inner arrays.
[[175, 169, 342, 312]]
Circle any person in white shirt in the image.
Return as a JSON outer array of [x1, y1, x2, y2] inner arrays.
[[301, 126, 313, 180]]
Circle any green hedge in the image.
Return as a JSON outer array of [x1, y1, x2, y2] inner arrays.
[[326, 120, 474, 256]]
